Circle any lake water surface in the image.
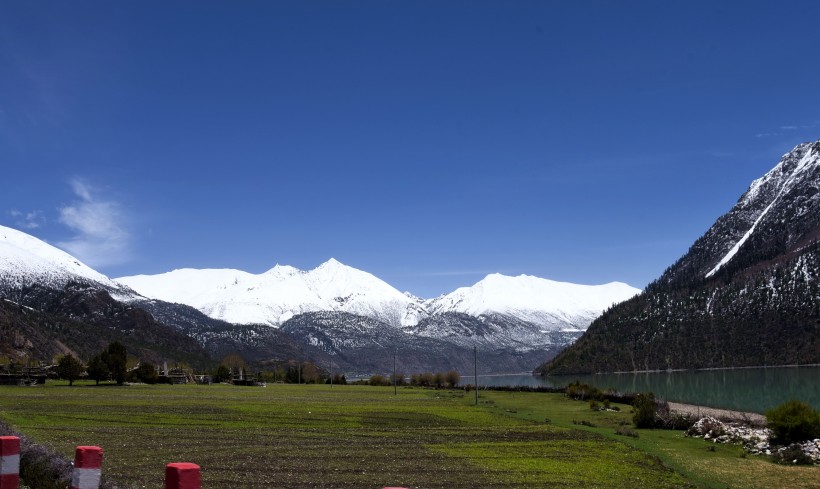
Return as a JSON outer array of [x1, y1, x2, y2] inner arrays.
[[464, 366, 820, 414]]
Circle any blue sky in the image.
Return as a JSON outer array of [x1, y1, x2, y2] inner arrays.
[[1, 1, 819, 297]]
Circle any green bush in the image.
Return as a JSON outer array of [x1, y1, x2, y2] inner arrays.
[[566, 381, 603, 401], [368, 374, 390, 386], [632, 392, 657, 429], [765, 400, 820, 445]]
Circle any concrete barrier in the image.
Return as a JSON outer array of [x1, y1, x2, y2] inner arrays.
[[165, 462, 201, 489], [71, 446, 103, 489], [0, 436, 20, 489]]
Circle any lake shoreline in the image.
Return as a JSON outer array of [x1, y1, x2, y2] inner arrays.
[[668, 401, 767, 423]]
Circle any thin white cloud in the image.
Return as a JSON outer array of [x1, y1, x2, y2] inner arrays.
[[7, 209, 46, 229], [57, 179, 131, 268], [757, 122, 818, 138]]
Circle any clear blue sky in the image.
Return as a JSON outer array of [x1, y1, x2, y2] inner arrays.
[[2, 1, 819, 298]]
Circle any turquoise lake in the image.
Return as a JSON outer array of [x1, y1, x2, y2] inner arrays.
[[464, 366, 820, 414]]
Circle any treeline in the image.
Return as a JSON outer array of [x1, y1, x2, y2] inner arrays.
[[365, 370, 461, 388], [54, 341, 171, 385]]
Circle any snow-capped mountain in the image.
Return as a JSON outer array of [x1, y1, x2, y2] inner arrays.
[[542, 140, 820, 375], [428, 273, 638, 332], [118, 261, 639, 338], [117, 258, 421, 328], [0, 222, 639, 372], [0, 224, 131, 298]]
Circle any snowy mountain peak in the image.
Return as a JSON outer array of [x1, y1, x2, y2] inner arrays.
[[0, 224, 124, 293], [118, 258, 415, 327], [428, 272, 640, 324], [706, 140, 820, 278], [318, 257, 344, 268], [118, 260, 639, 335], [263, 264, 299, 278]]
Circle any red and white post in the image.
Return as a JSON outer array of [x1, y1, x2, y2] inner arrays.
[[165, 462, 200, 489], [71, 446, 103, 489], [0, 436, 20, 489]]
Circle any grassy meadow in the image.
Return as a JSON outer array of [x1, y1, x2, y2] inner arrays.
[[0, 382, 817, 488]]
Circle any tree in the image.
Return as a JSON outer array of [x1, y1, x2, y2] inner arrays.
[[369, 374, 389, 386], [55, 354, 84, 386], [301, 363, 321, 383], [131, 362, 158, 384], [102, 342, 127, 385], [86, 355, 109, 385], [221, 353, 247, 371], [214, 364, 231, 383], [445, 370, 461, 388]]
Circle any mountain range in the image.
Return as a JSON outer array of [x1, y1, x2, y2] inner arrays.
[[0, 223, 638, 374], [540, 139, 820, 375], [116, 260, 636, 334]]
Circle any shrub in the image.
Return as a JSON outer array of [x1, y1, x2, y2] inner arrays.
[[632, 392, 657, 429], [589, 400, 600, 410], [132, 362, 158, 384], [368, 374, 390, 386], [566, 381, 603, 401], [766, 400, 820, 445], [615, 427, 639, 438]]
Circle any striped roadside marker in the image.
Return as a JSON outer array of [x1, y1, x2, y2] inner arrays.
[[71, 446, 103, 489], [0, 436, 20, 489], [165, 462, 201, 489]]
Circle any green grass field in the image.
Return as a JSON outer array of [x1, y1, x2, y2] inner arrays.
[[0, 382, 817, 488]]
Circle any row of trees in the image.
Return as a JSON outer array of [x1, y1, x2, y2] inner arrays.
[[55, 342, 136, 386], [54, 348, 464, 389], [368, 370, 461, 388]]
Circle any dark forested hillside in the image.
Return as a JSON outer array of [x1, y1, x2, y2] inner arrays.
[[0, 283, 213, 367], [539, 141, 820, 375]]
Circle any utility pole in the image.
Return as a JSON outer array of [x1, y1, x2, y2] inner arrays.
[[330, 357, 333, 389], [474, 345, 478, 406], [393, 350, 397, 396], [298, 363, 301, 385]]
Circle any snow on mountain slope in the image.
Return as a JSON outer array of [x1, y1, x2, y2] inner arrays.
[[0, 224, 129, 296], [706, 142, 820, 278], [120, 259, 639, 337], [427, 273, 640, 330], [117, 258, 421, 327]]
